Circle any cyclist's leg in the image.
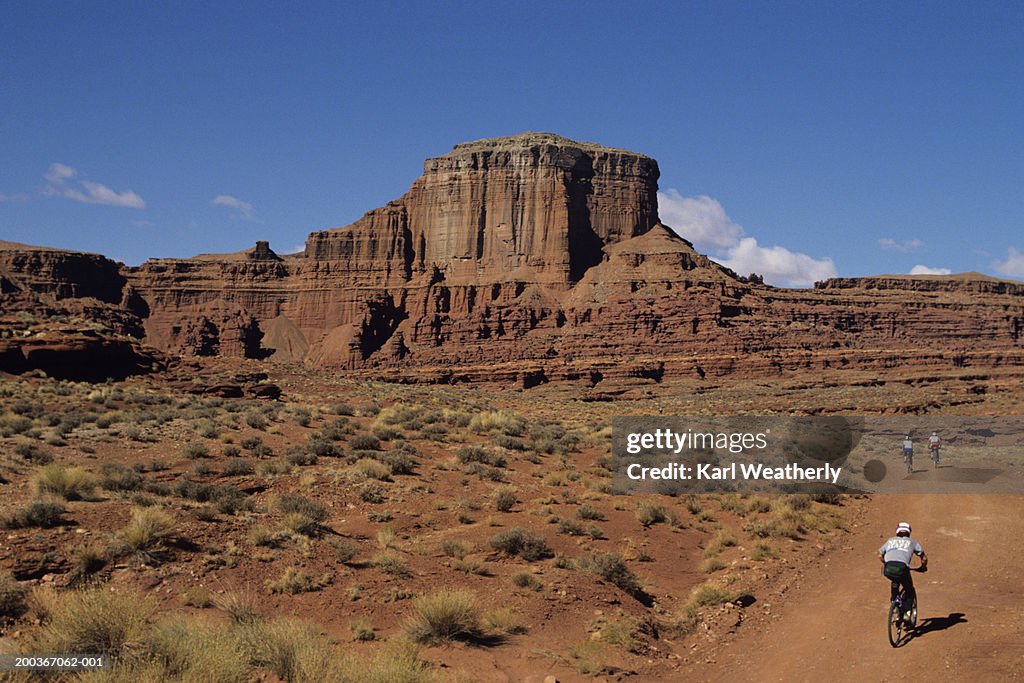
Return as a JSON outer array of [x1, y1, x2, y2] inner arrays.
[[902, 572, 916, 610]]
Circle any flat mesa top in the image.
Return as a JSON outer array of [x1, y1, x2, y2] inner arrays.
[[872, 271, 1018, 283], [443, 132, 649, 158], [0, 240, 69, 252]]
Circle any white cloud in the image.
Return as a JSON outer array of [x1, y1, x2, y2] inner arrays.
[[993, 247, 1024, 279], [42, 162, 145, 208], [213, 194, 256, 221], [658, 190, 743, 250], [44, 162, 76, 184], [879, 237, 923, 252], [909, 264, 952, 275], [658, 189, 837, 287], [721, 237, 837, 287]]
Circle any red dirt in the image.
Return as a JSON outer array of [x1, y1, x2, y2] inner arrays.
[[677, 493, 1024, 682]]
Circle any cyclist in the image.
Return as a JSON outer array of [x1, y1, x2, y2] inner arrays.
[[902, 435, 914, 472], [879, 522, 927, 623], [929, 431, 941, 464]]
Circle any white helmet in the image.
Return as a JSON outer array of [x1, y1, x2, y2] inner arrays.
[[896, 522, 912, 536]]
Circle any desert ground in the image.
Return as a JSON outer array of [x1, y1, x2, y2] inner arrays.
[[1, 355, 1022, 682]]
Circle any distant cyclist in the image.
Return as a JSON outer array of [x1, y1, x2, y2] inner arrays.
[[929, 431, 941, 466], [902, 435, 914, 473], [879, 522, 928, 622]]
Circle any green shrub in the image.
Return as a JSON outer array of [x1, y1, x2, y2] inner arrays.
[[3, 499, 66, 528], [489, 528, 551, 561], [511, 572, 542, 590], [14, 441, 53, 464], [457, 445, 506, 468], [577, 552, 643, 597], [556, 518, 585, 536], [349, 434, 381, 451], [99, 463, 143, 492], [182, 442, 210, 459], [285, 448, 317, 467], [223, 458, 254, 476]]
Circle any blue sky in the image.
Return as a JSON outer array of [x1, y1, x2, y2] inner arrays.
[[2, 1, 1023, 285]]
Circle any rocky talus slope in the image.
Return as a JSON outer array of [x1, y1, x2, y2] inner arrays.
[[2, 134, 1022, 385]]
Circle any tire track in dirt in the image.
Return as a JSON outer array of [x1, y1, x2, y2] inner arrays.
[[684, 493, 1024, 682]]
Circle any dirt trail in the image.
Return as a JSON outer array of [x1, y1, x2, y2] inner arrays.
[[686, 493, 1024, 682]]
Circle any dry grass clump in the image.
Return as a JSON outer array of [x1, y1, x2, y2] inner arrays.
[[46, 585, 435, 681], [141, 616, 249, 682], [701, 557, 727, 573], [33, 586, 152, 657], [117, 507, 174, 563], [351, 457, 392, 481], [0, 571, 27, 618], [469, 410, 526, 436], [266, 567, 331, 595], [275, 493, 327, 535], [688, 581, 735, 607], [483, 606, 525, 635], [372, 552, 410, 578], [511, 572, 542, 591], [635, 501, 670, 527], [33, 464, 96, 500], [69, 545, 108, 582], [576, 504, 605, 521], [406, 589, 481, 644], [491, 485, 518, 512], [214, 590, 261, 625]]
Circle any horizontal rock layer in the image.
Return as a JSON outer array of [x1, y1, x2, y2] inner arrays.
[[5, 134, 1023, 384]]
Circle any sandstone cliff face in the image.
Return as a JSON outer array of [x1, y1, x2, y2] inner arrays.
[[7, 134, 1024, 385], [0, 242, 125, 303]]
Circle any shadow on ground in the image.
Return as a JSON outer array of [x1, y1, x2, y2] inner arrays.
[[911, 612, 968, 641]]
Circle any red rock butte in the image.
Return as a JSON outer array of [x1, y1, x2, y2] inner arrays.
[[2, 133, 1023, 386]]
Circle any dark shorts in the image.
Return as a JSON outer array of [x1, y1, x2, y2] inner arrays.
[[883, 561, 908, 580], [903, 448, 913, 457]]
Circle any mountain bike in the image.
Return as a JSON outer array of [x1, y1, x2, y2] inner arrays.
[[903, 450, 913, 474], [888, 564, 926, 647], [929, 444, 940, 468]]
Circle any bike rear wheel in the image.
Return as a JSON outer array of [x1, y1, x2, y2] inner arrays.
[[888, 599, 903, 647]]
